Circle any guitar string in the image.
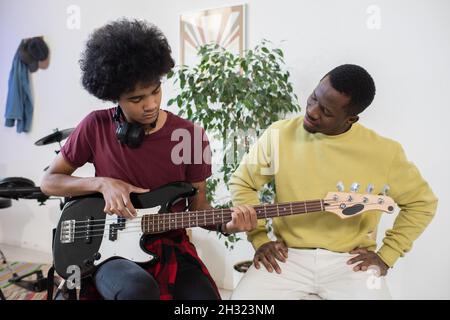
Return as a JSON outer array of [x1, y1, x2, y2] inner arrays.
[[62, 198, 341, 225], [68, 196, 386, 225], [68, 200, 349, 231], [68, 200, 384, 233], [66, 203, 387, 240]]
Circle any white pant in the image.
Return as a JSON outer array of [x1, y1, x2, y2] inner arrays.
[[231, 248, 391, 300]]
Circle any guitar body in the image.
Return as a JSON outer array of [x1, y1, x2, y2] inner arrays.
[[53, 182, 196, 279]]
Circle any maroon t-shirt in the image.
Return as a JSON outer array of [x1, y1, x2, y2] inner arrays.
[[61, 108, 212, 212], [60, 108, 220, 300]]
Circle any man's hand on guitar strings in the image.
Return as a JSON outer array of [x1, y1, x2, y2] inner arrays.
[[98, 177, 149, 218], [224, 204, 258, 233]]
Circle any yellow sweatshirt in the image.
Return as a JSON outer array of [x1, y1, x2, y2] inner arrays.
[[229, 116, 438, 267]]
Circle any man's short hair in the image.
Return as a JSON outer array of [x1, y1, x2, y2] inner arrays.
[[80, 19, 175, 102], [324, 64, 376, 115]]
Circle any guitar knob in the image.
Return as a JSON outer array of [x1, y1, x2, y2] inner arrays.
[[350, 182, 360, 192], [83, 259, 93, 267], [382, 185, 390, 196], [336, 181, 345, 192], [366, 183, 374, 194], [93, 252, 101, 261]]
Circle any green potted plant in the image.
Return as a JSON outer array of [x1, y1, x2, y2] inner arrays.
[[168, 40, 301, 250]]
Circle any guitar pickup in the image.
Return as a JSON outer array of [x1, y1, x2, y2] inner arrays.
[[109, 217, 126, 241], [84, 217, 93, 244], [109, 225, 117, 241], [117, 217, 126, 230]]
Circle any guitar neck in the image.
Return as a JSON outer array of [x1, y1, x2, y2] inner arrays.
[[141, 199, 325, 233]]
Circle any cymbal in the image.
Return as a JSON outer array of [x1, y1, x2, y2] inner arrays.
[[35, 128, 74, 146]]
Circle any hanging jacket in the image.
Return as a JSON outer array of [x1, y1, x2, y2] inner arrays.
[[4, 48, 33, 133]]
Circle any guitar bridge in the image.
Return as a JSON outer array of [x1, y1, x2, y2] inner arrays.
[[60, 220, 75, 244]]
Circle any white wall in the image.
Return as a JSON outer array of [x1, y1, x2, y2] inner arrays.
[[0, 0, 449, 298]]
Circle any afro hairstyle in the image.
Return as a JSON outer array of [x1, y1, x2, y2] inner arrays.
[[80, 19, 175, 102]]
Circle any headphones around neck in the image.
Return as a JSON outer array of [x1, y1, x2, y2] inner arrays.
[[113, 106, 157, 148]]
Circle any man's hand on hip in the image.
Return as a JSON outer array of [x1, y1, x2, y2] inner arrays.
[[253, 240, 288, 274], [347, 247, 389, 276]]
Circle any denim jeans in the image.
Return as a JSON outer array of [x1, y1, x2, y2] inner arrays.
[[94, 254, 219, 300]]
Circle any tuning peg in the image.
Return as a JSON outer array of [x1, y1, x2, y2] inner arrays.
[[336, 181, 344, 192], [350, 182, 360, 193], [382, 185, 390, 196], [366, 183, 374, 194]]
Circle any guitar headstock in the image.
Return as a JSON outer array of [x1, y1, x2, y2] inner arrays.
[[324, 184, 396, 219]]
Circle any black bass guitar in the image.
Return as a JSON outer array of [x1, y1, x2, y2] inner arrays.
[[53, 181, 395, 279]]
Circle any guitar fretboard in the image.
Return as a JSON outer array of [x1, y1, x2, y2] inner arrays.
[[141, 199, 325, 233]]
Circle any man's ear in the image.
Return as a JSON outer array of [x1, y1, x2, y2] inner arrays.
[[348, 115, 359, 125]]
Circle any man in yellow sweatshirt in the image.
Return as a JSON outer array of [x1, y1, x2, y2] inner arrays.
[[229, 64, 438, 299]]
